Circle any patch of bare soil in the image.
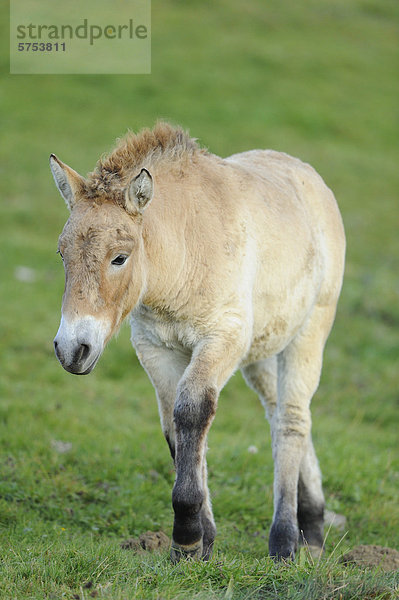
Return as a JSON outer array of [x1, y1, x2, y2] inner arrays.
[[121, 530, 170, 552], [341, 545, 399, 572]]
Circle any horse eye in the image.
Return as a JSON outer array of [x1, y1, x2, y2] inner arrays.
[[111, 255, 128, 266]]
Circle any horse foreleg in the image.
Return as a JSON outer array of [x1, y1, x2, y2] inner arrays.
[[170, 336, 245, 562], [200, 451, 217, 560], [171, 382, 217, 561]]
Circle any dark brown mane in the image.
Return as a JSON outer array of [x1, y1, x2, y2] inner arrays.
[[86, 122, 205, 199]]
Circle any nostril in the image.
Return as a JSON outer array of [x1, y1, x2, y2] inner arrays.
[[81, 343, 91, 362], [75, 343, 91, 365]]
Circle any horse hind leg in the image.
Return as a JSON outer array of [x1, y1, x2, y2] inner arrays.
[[297, 437, 325, 555], [269, 305, 336, 559], [243, 355, 324, 557], [241, 356, 278, 425]]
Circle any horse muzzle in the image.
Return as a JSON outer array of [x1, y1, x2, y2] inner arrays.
[[53, 315, 110, 375]]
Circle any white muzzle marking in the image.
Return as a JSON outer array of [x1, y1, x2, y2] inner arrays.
[[54, 314, 111, 375]]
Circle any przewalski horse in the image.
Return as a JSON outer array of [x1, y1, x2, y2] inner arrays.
[[50, 123, 345, 561]]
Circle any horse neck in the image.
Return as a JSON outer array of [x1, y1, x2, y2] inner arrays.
[[140, 183, 193, 312], [139, 157, 222, 314]]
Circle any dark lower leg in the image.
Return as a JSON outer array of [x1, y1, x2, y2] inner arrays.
[[170, 385, 217, 562], [165, 421, 216, 560], [297, 476, 324, 548], [269, 493, 299, 559], [269, 435, 303, 560], [297, 440, 325, 549]]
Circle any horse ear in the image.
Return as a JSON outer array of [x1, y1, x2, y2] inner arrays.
[[49, 154, 85, 211], [125, 168, 153, 215]]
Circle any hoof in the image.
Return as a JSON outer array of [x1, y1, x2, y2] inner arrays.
[[269, 521, 298, 561], [270, 546, 296, 561], [170, 538, 203, 563]]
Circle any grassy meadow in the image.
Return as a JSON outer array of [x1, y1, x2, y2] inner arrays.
[[0, 0, 398, 598]]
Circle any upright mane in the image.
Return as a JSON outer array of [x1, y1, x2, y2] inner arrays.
[[86, 122, 205, 199]]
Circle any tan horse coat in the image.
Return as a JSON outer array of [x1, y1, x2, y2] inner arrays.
[[51, 123, 345, 560]]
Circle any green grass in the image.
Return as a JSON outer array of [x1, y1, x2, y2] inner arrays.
[[1, 0, 398, 597]]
